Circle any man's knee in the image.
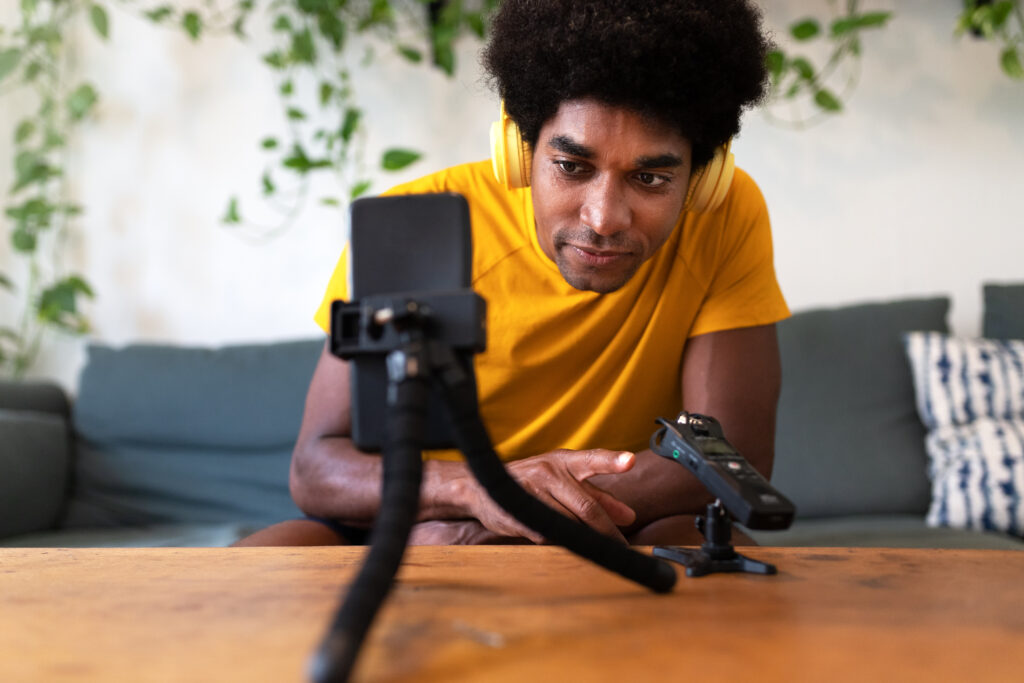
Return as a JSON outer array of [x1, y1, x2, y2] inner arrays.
[[231, 519, 349, 547]]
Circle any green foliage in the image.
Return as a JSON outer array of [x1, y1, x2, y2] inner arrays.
[[765, 1, 892, 127], [0, 0, 98, 378], [957, 1, 1024, 80], [0, 0, 498, 378], [198, 0, 500, 230]]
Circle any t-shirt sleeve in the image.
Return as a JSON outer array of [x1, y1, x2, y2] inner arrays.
[[313, 242, 349, 334], [312, 169, 457, 333], [687, 170, 790, 337]]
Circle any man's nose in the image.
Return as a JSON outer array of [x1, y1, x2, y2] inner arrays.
[[580, 175, 630, 236]]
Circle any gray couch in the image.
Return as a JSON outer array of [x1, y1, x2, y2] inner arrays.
[[2, 290, 1022, 549]]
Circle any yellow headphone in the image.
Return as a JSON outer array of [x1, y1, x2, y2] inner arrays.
[[490, 102, 735, 213]]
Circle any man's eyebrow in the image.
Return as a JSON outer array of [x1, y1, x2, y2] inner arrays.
[[635, 154, 685, 169], [548, 135, 594, 159]]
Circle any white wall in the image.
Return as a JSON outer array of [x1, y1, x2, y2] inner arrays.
[[1, 0, 1022, 389]]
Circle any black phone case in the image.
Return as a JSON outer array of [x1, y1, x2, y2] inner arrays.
[[348, 193, 478, 452]]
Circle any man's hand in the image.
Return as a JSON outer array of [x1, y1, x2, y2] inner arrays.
[[452, 449, 638, 544]]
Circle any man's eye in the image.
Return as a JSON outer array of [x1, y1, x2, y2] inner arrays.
[[555, 160, 585, 175], [636, 172, 669, 188]]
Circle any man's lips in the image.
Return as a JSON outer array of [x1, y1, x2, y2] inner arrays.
[[565, 244, 632, 267]]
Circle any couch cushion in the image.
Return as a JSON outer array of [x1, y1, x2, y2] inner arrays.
[[74, 339, 322, 448], [65, 339, 323, 528], [772, 297, 949, 519], [0, 409, 71, 538], [983, 283, 1024, 340]]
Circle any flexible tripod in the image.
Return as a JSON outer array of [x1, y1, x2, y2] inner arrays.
[[310, 295, 676, 683]]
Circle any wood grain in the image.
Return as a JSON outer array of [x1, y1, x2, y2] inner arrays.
[[1, 546, 1021, 682]]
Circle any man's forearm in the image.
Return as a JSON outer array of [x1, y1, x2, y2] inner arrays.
[[289, 435, 475, 526]]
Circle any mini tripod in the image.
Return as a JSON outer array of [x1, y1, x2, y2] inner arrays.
[[653, 500, 777, 577]]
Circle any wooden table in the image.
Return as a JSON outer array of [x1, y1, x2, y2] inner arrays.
[[1, 546, 1022, 682]]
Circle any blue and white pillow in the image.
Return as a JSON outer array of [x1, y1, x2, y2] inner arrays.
[[904, 332, 1024, 537]]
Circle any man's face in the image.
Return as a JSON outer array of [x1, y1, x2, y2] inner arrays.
[[530, 99, 692, 293]]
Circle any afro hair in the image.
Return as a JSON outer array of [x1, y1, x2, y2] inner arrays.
[[481, 0, 772, 168]]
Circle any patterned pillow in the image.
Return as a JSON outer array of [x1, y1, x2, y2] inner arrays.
[[904, 332, 1024, 537]]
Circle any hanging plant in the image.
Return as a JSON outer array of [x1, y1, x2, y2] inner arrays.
[[0, 0, 498, 379], [763, 0, 893, 129], [956, 0, 1024, 79]]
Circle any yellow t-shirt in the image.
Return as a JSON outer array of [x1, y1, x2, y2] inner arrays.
[[314, 160, 788, 460]]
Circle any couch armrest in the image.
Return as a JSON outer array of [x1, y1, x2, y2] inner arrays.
[[0, 407, 72, 539], [0, 380, 70, 416]]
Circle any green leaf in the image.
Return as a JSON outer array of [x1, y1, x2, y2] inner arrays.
[[350, 180, 372, 200], [790, 57, 815, 81], [64, 275, 95, 298], [183, 11, 202, 40], [320, 197, 340, 207], [144, 6, 173, 23], [319, 81, 334, 106], [89, 4, 110, 40], [273, 15, 292, 32], [358, 0, 393, 31], [466, 13, 486, 39], [261, 137, 278, 149], [37, 277, 91, 326], [340, 108, 361, 143], [765, 50, 785, 82], [854, 12, 892, 30], [263, 51, 288, 69], [790, 19, 820, 41], [12, 228, 37, 253], [286, 107, 306, 121], [232, 15, 247, 39], [1001, 47, 1024, 79], [318, 13, 347, 51], [433, 43, 455, 76], [398, 45, 423, 63], [381, 149, 421, 171], [24, 61, 43, 82], [262, 171, 276, 195], [223, 197, 241, 224], [990, 1, 1014, 29], [14, 120, 35, 144], [291, 28, 316, 64], [0, 48, 21, 83], [0, 273, 14, 292], [11, 151, 56, 193], [280, 79, 294, 96], [67, 83, 99, 121], [832, 11, 891, 37], [814, 88, 842, 112]]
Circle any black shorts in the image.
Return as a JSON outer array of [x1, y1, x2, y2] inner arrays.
[[304, 516, 370, 545]]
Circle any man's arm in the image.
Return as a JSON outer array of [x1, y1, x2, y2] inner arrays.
[[588, 323, 782, 530], [289, 341, 637, 543]]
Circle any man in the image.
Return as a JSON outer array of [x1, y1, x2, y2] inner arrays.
[[239, 0, 788, 546]]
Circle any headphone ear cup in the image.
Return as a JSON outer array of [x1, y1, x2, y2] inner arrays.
[[491, 102, 532, 189], [684, 141, 735, 213]]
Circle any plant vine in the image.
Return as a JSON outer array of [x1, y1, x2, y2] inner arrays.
[[0, 0, 497, 379]]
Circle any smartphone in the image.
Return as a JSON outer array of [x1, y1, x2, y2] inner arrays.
[[339, 193, 480, 452]]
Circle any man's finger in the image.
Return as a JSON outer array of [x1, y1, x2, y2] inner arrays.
[[563, 449, 636, 481], [583, 480, 637, 527], [549, 482, 629, 544]]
